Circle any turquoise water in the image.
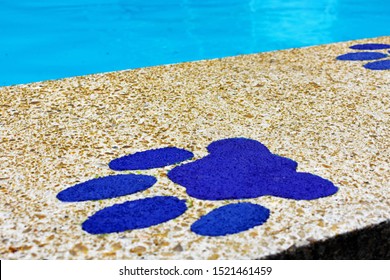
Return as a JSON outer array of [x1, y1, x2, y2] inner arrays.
[[1, 0, 389, 86]]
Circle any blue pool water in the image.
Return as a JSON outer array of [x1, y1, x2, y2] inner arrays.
[[1, 0, 389, 86]]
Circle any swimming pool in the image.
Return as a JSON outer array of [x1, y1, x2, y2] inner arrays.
[[1, 0, 389, 87]]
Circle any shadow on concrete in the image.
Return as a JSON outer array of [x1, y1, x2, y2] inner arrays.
[[263, 220, 390, 260]]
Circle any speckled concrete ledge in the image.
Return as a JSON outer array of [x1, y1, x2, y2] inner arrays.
[[1, 37, 389, 259]]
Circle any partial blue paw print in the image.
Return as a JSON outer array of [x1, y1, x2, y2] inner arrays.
[[57, 138, 338, 236], [336, 43, 390, 70]]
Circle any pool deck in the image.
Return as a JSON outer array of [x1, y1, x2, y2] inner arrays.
[[1, 37, 389, 259]]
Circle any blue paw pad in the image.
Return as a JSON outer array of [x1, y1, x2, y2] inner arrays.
[[82, 196, 187, 234], [168, 138, 338, 200], [364, 59, 390, 70], [109, 147, 194, 171], [191, 203, 270, 236], [336, 52, 387, 61], [349, 43, 390, 50], [57, 174, 156, 202]]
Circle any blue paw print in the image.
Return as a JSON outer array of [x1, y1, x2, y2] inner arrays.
[[57, 138, 338, 236], [336, 43, 390, 70]]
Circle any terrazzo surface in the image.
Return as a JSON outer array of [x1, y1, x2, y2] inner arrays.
[[0, 37, 389, 259]]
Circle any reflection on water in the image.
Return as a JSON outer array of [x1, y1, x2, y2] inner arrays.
[[1, 0, 389, 86]]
